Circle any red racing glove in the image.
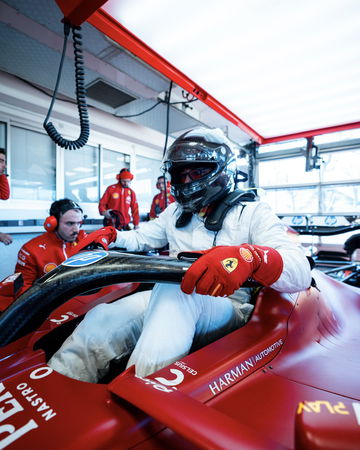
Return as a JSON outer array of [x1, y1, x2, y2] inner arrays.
[[70, 226, 117, 256], [180, 244, 283, 297]]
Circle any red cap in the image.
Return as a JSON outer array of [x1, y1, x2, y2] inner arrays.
[[118, 170, 134, 180]]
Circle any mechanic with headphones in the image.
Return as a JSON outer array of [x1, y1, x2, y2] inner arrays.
[[99, 168, 140, 230], [14, 198, 86, 297], [149, 175, 175, 219], [49, 128, 312, 382]]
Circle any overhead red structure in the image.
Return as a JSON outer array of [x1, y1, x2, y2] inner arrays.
[[55, 0, 360, 144], [54, 0, 107, 26]]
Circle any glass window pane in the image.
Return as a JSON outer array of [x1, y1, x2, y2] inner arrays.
[[258, 138, 306, 154], [64, 145, 99, 202], [261, 187, 319, 214], [321, 184, 360, 213], [10, 126, 55, 201], [134, 156, 162, 216], [314, 128, 360, 145], [102, 149, 129, 194], [321, 150, 360, 182], [259, 157, 319, 186]]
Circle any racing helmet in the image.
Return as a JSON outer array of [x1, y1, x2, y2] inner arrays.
[[163, 127, 238, 212]]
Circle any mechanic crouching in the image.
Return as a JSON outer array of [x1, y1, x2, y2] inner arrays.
[[48, 128, 312, 382], [14, 199, 86, 297]]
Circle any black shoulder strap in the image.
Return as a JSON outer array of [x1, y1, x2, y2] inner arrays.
[[205, 190, 256, 232], [175, 190, 256, 230], [175, 211, 193, 228]]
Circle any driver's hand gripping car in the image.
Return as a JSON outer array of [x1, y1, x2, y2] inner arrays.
[[180, 244, 283, 297], [48, 127, 311, 383], [69, 226, 117, 255]]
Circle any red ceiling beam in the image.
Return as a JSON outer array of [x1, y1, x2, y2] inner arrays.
[[88, 8, 262, 143], [261, 121, 360, 145]]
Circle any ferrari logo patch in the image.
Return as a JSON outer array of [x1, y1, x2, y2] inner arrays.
[[113, 193, 119, 199], [221, 258, 238, 273]]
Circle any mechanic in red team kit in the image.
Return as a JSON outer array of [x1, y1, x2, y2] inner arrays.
[[0, 148, 9, 201], [149, 175, 175, 219], [0, 148, 13, 246], [99, 168, 140, 230], [14, 198, 86, 296], [49, 128, 312, 382]]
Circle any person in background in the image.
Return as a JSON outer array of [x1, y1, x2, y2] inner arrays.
[[0, 232, 12, 245], [99, 168, 140, 230], [0, 148, 9, 200], [149, 175, 175, 219], [0, 148, 12, 245], [14, 198, 86, 296], [49, 127, 312, 383]]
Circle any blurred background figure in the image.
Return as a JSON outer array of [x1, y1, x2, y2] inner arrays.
[[0, 148, 9, 200], [0, 148, 12, 246], [99, 168, 140, 230], [0, 232, 12, 245], [149, 175, 175, 220]]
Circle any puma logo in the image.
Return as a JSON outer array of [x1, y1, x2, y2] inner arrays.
[[263, 250, 269, 263], [39, 244, 47, 250]]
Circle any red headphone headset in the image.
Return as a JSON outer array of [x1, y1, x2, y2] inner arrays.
[[44, 199, 83, 232], [43, 215, 58, 232]]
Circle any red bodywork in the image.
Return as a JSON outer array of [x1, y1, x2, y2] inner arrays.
[[0, 270, 359, 449], [1, 2, 358, 447]]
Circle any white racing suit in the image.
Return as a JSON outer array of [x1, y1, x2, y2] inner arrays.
[[49, 201, 312, 381]]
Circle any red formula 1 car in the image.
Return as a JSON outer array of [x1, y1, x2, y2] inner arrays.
[[0, 250, 359, 449]]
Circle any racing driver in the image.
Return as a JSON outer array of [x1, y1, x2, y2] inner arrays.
[[49, 128, 312, 382]]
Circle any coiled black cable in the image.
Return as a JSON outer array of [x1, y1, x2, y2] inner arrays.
[[43, 23, 90, 150]]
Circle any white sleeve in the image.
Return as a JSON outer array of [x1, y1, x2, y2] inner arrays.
[[247, 202, 312, 293], [110, 204, 175, 251]]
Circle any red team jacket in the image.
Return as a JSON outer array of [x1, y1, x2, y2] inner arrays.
[[99, 184, 140, 227], [14, 229, 87, 296], [149, 191, 175, 219], [0, 174, 10, 200]]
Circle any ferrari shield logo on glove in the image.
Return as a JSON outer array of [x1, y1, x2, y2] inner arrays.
[[181, 244, 283, 297], [221, 257, 238, 273]]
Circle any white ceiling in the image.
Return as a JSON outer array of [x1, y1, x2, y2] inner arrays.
[[99, 0, 360, 144]]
